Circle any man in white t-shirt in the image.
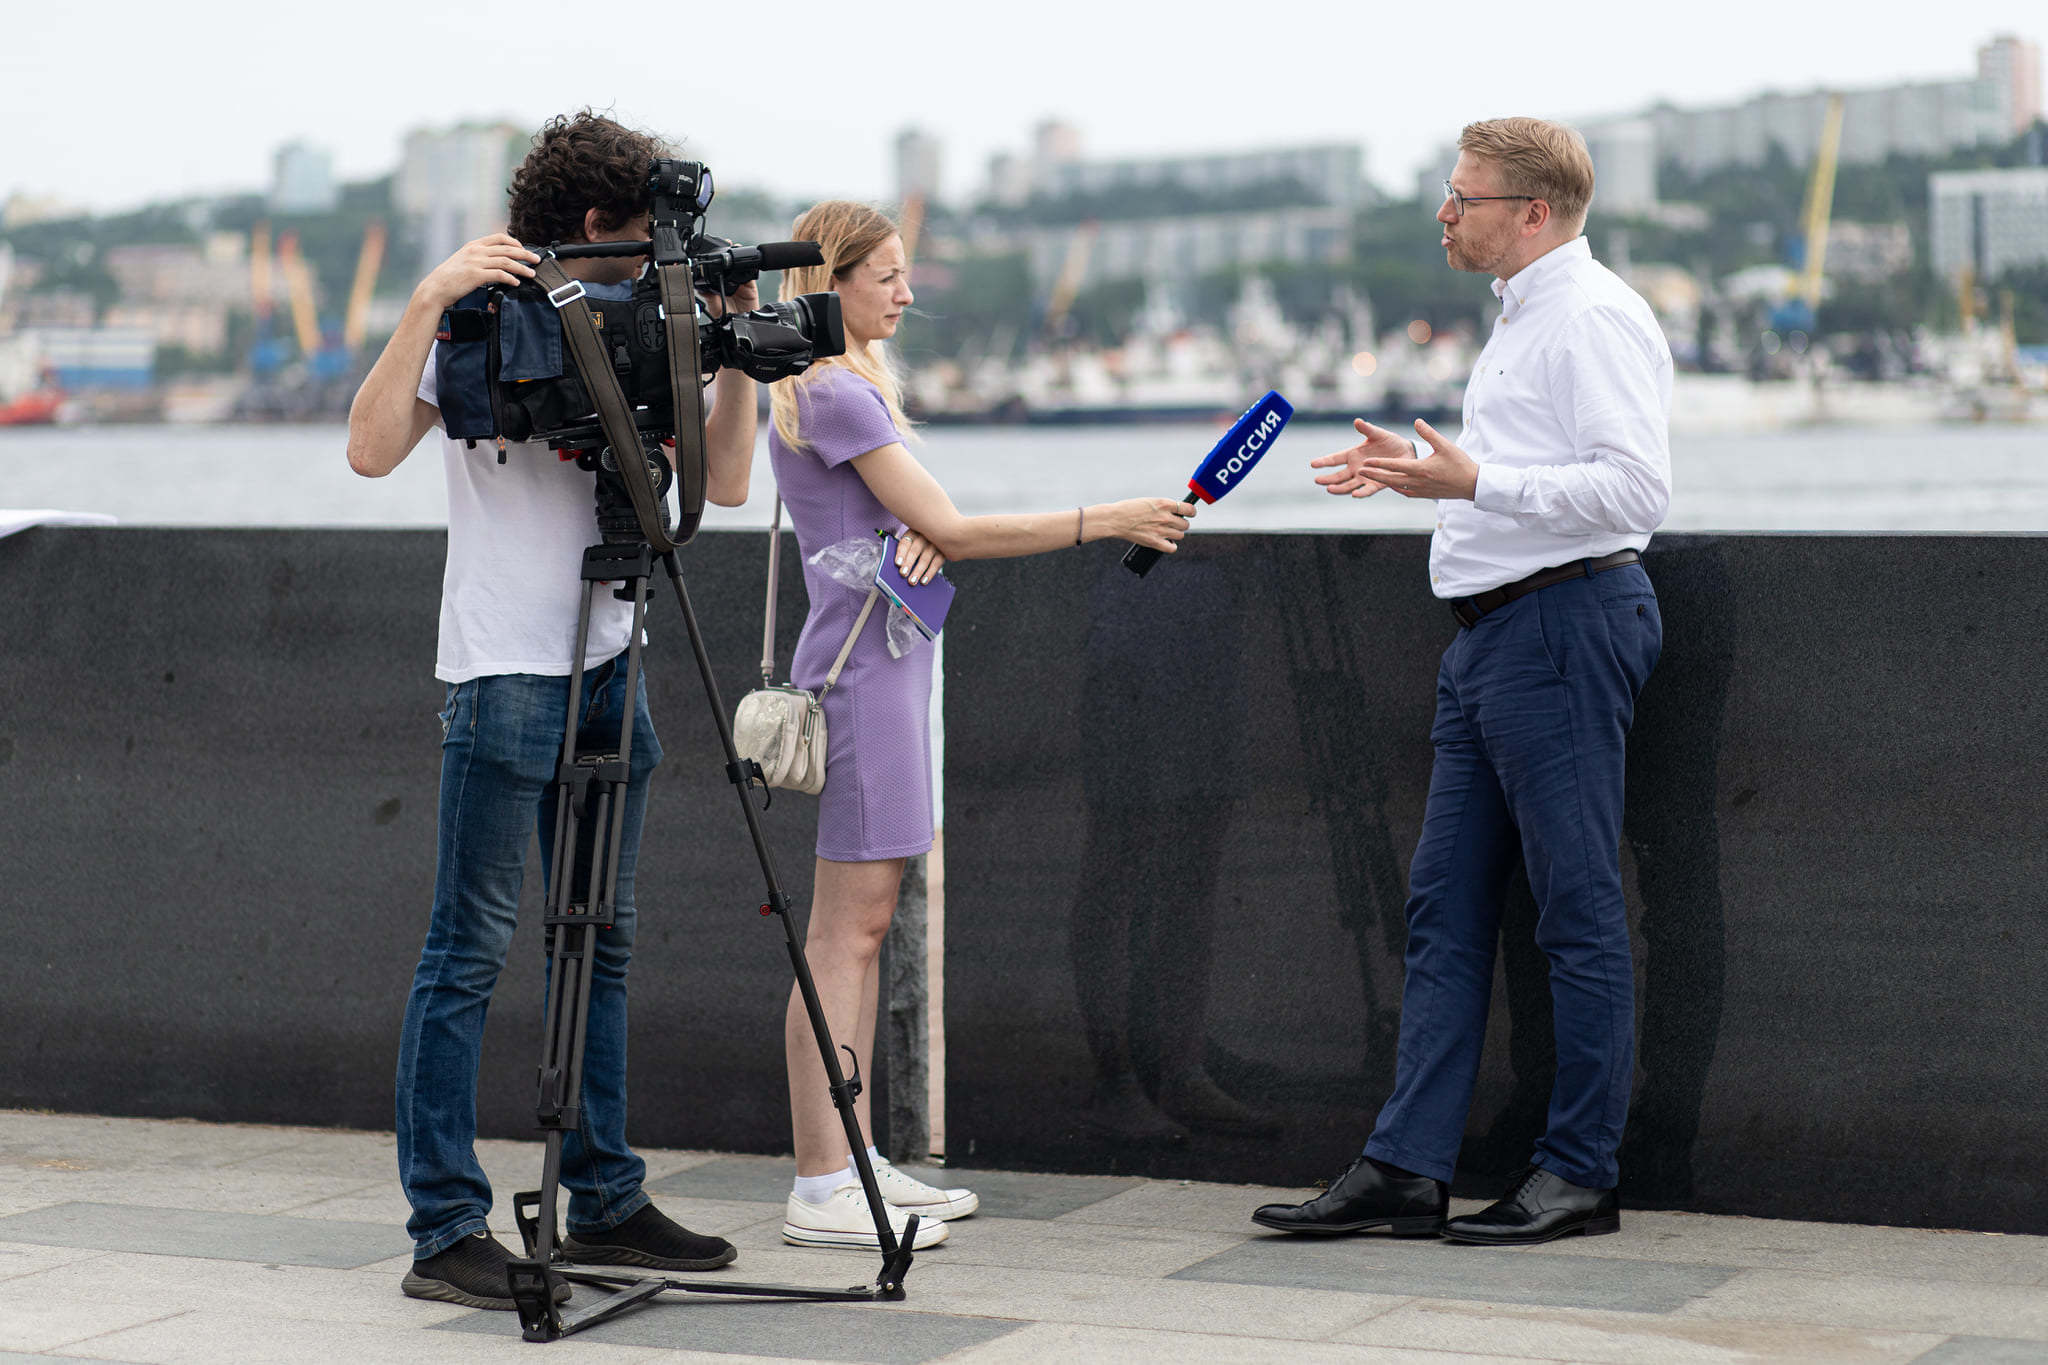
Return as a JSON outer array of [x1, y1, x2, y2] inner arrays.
[[346, 111, 761, 1310], [1254, 117, 1672, 1248]]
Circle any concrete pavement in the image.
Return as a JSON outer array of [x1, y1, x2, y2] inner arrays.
[[2, 1111, 2044, 1363]]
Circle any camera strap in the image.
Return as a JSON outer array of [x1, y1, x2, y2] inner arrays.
[[534, 255, 678, 553]]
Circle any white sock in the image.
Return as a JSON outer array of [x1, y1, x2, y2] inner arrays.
[[866, 1145, 885, 1165], [793, 1163, 853, 1205]]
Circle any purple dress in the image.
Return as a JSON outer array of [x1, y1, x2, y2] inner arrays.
[[768, 366, 936, 862]]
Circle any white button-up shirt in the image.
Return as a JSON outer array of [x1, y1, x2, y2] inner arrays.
[[1428, 236, 1673, 599]]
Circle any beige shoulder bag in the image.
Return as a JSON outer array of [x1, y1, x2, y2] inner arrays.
[[732, 498, 879, 795]]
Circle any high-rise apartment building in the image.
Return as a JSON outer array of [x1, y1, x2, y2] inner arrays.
[[1979, 33, 2044, 135], [1930, 167, 2048, 277], [1583, 121, 1658, 215], [1643, 35, 2039, 176], [1042, 144, 1367, 210], [270, 141, 338, 215], [395, 123, 528, 267], [894, 127, 943, 206]]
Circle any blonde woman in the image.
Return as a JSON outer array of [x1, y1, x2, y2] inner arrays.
[[767, 201, 1191, 1249]]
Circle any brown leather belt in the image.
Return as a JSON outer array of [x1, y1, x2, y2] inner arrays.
[[1451, 549, 1641, 628]]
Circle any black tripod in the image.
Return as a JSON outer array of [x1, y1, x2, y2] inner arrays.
[[504, 538, 918, 1341]]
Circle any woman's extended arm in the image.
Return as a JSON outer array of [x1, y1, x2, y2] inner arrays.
[[851, 442, 1192, 571]]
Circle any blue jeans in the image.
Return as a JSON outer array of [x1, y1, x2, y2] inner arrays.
[[395, 659, 661, 1258], [1366, 563, 1661, 1191]]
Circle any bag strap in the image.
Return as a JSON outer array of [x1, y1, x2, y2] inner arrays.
[[821, 589, 882, 697], [758, 497, 783, 686]]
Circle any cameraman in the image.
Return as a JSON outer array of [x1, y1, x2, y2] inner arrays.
[[346, 112, 754, 1310]]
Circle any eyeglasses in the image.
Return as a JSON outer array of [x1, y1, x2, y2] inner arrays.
[[1441, 179, 1536, 217]]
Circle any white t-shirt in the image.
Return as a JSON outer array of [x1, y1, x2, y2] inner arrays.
[[417, 343, 636, 683]]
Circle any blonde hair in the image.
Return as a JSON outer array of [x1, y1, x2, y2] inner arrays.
[[1457, 117, 1596, 232], [769, 200, 917, 451]]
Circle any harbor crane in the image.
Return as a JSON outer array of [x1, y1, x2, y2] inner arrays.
[[1770, 93, 1846, 336]]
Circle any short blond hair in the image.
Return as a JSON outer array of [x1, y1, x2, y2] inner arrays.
[[1457, 117, 1595, 231]]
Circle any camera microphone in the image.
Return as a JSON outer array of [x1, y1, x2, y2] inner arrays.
[[688, 237, 824, 294], [748, 241, 825, 271], [1122, 391, 1293, 577]]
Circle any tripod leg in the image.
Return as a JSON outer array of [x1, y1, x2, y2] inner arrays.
[[656, 552, 902, 1255], [512, 547, 654, 1340]]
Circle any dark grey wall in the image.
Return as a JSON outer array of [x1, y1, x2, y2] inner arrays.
[[940, 533, 2048, 1235], [0, 526, 820, 1155], [7, 527, 2044, 1236]]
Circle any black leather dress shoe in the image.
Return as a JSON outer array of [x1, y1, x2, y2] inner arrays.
[[1442, 1165, 1619, 1246], [1251, 1156, 1447, 1236]]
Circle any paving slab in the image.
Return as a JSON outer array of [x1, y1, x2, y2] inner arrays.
[[1333, 1298, 1944, 1363], [890, 1166, 1141, 1221], [4, 1250, 470, 1328], [1055, 1179, 1313, 1235], [43, 1309, 697, 1364], [651, 1158, 1143, 1224], [0, 1167, 384, 1217], [0, 1116, 306, 1170], [436, 1298, 1024, 1362], [891, 1214, 1244, 1277], [1173, 1235, 1738, 1314], [942, 1320, 1555, 1364], [1670, 1267, 2048, 1339], [0, 1246, 108, 1285], [646, 1156, 798, 1205], [1912, 1338, 2048, 1363], [0, 1298, 182, 1357], [0, 1203, 402, 1270], [890, 1261, 1407, 1340], [1517, 1210, 2048, 1286]]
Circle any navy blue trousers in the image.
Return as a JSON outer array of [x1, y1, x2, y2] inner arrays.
[[1365, 563, 1661, 1190]]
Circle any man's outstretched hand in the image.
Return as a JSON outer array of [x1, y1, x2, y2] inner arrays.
[[1311, 418, 1478, 501]]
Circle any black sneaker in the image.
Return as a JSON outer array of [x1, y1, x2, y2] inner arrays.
[[401, 1231, 570, 1310], [561, 1203, 737, 1271]]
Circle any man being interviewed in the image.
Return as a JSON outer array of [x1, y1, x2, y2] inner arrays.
[[1254, 116, 1670, 1246]]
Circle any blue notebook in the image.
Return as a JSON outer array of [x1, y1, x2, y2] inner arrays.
[[875, 534, 956, 641]]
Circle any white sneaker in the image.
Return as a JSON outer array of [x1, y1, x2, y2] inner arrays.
[[870, 1156, 979, 1221], [782, 1183, 949, 1250]]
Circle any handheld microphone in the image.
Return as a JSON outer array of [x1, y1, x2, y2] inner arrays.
[[1122, 390, 1293, 577]]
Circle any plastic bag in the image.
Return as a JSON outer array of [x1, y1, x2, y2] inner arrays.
[[808, 535, 924, 659]]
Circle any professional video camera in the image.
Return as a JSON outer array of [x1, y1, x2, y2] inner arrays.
[[433, 158, 844, 549]]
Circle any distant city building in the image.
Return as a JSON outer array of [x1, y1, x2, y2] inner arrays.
[[103, 239, 248, 307], [103, 303, 230, 356], [1644, 35, 2039, 175], [1032, 120, 1083, 182], [1, 192, 83, 229], [1044, 144, 1367, 209], [894, 127, 943, 207], [1930, 166, 2048, 277], [270, 141, 338, 215], [984, 152, 1033, 208], [1979, 33, 2044, 135], [396, 122, 528, 265], [1016, 205, 1351, 292], [1823, 221, 1914, 282], [1583, 120, 1658, 215], [1417, 142, 1461, 207]]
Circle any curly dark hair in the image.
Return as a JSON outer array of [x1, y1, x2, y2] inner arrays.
[[507, 110, 669, 246]]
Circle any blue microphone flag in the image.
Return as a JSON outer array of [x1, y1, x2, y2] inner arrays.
[[1187, 391, 1293, 504]]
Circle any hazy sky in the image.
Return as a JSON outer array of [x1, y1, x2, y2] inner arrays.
[[5, 0, 2040, 218]]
